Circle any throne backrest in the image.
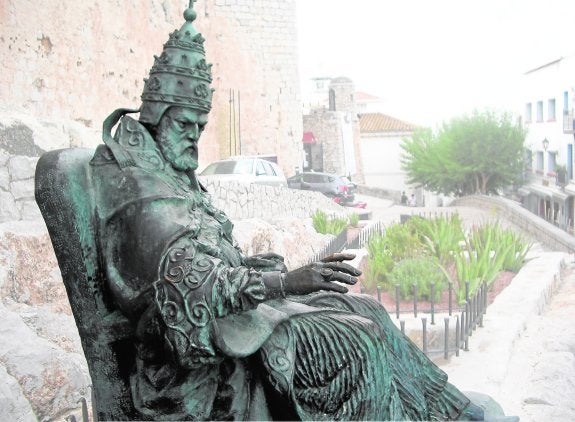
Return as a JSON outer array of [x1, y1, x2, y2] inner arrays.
[[35, 148, 137, 420]]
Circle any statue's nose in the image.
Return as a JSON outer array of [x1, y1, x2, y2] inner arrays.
[[186, 124, 199, 141]]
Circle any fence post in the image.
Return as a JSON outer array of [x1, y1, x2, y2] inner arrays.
[[400, 320, 405, 335], [455, 315, 460, 357], [464, 302, 470, 351], [483, 280, 488, 315], [422, 317, 428, 355], [377, 285, 382, 303], [448, 281, 453, 316], [444, 317, 450, 360], [430, 282, 436, 325], [479, 283, 485, 327], [395, 284, 400, 319], [412, 283, 418, 318]]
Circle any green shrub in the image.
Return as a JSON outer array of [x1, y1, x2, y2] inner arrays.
[[365, 214, 530, 303], [364, 247, 394, 291], [364, 224, 423, 292], [312, 209, 348, 235], [379, 222, 424, 260], [408, 213, 465, 264], [348, 212, 360, 227], [452, 222, 531, 302], [388, 256, 448, 301]]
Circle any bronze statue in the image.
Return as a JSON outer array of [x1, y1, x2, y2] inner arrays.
[[35, 2, 500, 420]]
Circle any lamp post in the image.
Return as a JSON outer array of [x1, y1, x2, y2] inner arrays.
[[542, 137, 549, 151]]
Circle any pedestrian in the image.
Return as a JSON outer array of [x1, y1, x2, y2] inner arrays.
[[401, 191, 408, 205], [409, 193, 417, 207]]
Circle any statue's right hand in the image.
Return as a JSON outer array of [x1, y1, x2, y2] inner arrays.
[[283, 255, 360, 295]]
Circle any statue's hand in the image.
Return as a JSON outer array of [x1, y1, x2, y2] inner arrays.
[[244, 252, 288, 273], [283, 253, 361, 295]]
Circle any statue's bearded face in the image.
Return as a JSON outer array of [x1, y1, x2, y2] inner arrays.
[[156, 107, 208, 172]]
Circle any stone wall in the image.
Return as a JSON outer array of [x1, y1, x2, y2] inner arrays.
[[450, 195, 575, 253], [0, 110, 100, 223], [301, 77, 365, 182], [303, 109, 343, 174], [0, 0, 303, 175], [203, 179, 346, 220]]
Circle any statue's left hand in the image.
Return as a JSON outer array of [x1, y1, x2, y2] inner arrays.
[[244, 252, 288, 273], [283, 253, 361, 295]]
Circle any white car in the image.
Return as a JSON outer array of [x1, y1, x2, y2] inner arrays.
[[198, 156, 288, 187]]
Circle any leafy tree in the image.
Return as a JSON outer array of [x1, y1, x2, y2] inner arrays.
[[401, 110, 526, 196]]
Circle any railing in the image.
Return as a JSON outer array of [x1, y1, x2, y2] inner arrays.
[[364, 280, 489, 360], [304, 228, 349, 264], [347, 220, 385, 249], [346, 211, 492, 359]]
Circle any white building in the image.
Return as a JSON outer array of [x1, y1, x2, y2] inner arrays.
[[359, 112, 421, 200], [520, 55, 575, 232]]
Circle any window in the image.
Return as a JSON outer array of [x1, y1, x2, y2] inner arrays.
[[536, 151, 544, 172], [262, 161, 277, 176], [536, 101, 543, 122], [525, 103, 532, 122], [548, 98, 556, 121], [329, 89, 336, 111], [255, 160, 266, 176], [304, 173, 323, 183]]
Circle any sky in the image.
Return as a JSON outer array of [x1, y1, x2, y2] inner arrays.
[[295, 0, 575, 128]]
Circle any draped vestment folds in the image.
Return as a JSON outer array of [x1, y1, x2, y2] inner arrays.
[[89, 116, 482, 421]]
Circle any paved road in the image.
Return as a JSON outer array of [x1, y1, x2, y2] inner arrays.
[[351, 194, 575, 421], [498, 262, 575, 421]]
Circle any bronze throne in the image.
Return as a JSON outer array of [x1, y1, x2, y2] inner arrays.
[[35, 148, 137, 420]]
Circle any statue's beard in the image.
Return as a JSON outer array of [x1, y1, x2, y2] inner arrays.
[[157, 132, 198, 172]]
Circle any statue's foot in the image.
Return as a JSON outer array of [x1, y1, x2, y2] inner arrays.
[[464, 391, 520, 422]]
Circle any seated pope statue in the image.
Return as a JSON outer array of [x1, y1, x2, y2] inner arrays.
[[82, 2, 487, 421]]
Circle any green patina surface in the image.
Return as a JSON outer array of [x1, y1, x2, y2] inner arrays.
[[32, 1, 506, 420]]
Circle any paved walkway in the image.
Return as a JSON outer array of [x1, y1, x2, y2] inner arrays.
[[353, 194, 575, 421]]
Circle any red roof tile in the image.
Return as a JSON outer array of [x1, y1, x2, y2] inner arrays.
[[359, 113, 419, 133], [355, 91, 382, 102]]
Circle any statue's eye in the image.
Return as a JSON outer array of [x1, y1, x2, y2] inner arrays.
[[176, 121, 186, 129]]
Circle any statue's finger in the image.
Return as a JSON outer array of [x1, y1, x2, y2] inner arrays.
[[324, 262, 362, 276], [321, 282, 348, 294], [321, 253, 356, 263], [330, 272, 358, 285]]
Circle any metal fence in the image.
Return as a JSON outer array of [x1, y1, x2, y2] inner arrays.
[[311, 212, 493, 360], [304, 228, 350, 265], [347, 220, 386, 249], [367, 280, 489, 360]]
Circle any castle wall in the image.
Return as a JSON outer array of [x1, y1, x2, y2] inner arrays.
[[0, 0, 303, 175]]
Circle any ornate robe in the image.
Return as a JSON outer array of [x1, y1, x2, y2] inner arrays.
[[90, 116, 483, 421]]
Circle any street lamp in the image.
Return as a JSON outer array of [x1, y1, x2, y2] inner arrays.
[[542, 137, 549, 151]]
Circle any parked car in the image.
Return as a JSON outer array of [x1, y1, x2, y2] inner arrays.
[[198, 156, 287, 187], [287, 171, 355, 204]]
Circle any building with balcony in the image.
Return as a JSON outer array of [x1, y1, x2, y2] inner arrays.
[[519, 55, 575, 232]]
